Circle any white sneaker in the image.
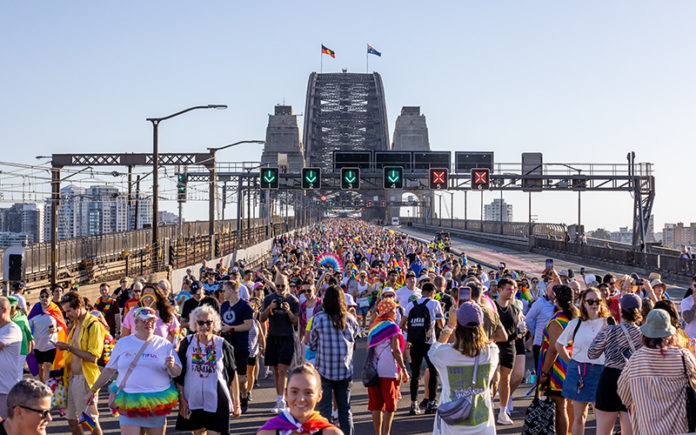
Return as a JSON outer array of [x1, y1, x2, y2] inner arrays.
[[265, 368, 273, 379], [272, 398, 286, 414], [497, 410, 513, 425], [331, 409, 338, 421]]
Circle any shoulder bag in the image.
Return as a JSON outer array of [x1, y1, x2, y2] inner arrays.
[[681, 353, 696, 432], [436, 354, 479, 429], [108, 337, 152, 409], [362, 347, 380, 387]]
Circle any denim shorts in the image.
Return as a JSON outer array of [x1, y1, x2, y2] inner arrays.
[[561, 359, 603, 403], [120, 414, 166, 428]]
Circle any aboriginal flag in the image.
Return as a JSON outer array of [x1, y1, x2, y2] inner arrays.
[[321, 45, 335, 58]]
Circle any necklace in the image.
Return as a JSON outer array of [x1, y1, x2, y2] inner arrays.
[[98, 296, 113, 312], [191, 336, 216, 378]]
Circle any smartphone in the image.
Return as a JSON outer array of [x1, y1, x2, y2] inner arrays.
[[580, 267, 585, 275], [458, 288, 471, 306], [545, 259, 554, 268]]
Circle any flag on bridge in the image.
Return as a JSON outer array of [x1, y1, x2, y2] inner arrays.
[[321, 45, 335, 58], [367, 44, 381, 56]]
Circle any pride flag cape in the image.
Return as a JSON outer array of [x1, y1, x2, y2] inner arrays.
[[27, 301, 67, 374], [258, 410, 335, 434], [367, 319, 404, 352]]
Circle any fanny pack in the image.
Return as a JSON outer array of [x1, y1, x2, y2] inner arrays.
[[437, 354, 480, 429]]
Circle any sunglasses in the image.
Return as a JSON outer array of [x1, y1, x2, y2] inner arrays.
[[276, 284, 286, 289], [19, 405, 51, 420], [40, 295, 50, 299], [585, 299, 601, 306], [197, 320, 213, 327], [383, 294, 395, 298]]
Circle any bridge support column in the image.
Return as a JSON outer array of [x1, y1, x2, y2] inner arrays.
[[208, 155, 216, 259], [50, 167, 61, 286]]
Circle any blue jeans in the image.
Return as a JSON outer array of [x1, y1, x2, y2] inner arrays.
[[319, 376, 353, 435]]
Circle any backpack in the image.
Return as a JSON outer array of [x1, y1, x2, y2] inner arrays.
[[406, 299, 432, 344]]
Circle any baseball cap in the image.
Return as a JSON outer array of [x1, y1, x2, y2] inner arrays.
[[406, 271, 417, 278], [444, 271, 453, 280], [381, 287, 395, 296], [456, 302, 483, 328], [190, 281, 201, 294], [558, 270, 569, 277], [620, 293, 641, 311]]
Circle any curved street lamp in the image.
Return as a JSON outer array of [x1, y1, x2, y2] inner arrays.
[[147, 104, 227, 268]]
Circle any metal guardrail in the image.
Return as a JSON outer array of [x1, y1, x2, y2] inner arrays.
[[402, 217, 567, 239], [5, 217, 296, 283]]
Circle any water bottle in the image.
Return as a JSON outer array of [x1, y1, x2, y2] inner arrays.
[[530, 370, 536, 385], [524, 369, 531, 384]]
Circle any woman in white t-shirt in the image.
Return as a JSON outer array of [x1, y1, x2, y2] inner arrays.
[[555, 288, 609, 435], [428, 302, 499, 435], [89, 307, 182, 434]]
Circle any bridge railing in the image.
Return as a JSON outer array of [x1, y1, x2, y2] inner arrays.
[[11, 217, 303, 284], [404, 217, 567, 239]]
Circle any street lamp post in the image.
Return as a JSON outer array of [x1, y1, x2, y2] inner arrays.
[[147, 104, 226, 270], [207, 141, 264, 259]]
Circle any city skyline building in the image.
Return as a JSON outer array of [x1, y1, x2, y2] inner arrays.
[[0, 203, 42, 244], [484, 198, 513, 222]]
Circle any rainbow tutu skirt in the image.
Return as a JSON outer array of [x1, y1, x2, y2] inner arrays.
[[109, 382, 178, 418]]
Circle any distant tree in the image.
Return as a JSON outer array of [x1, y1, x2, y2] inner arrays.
[[591, 228, 611, 240]]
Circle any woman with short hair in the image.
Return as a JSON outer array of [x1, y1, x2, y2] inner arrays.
[[618, 308, 696, 434], [175, 305, 241, 435], [428, 302, 499, 434], [89, 307, 182, 435]]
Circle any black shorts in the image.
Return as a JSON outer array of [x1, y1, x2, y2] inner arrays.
[[247, 356, 257, 367], [233, 348, 249, 376], [595, 367, 627, 412], [496, 341, 516, 369], [264, 336, 294, 367], [514, 338, 526, 356], [34, 349, 57, 365]]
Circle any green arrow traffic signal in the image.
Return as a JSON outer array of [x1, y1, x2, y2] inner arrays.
[[302, 168, 321, 189], [383, 166, 403, 189], [260, 167, 279, 189], [341, 167, 360, 190]]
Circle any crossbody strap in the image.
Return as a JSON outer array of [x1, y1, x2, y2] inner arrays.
[[471, 354, 479, 387], [619, 323, 636, 353], [116, 338, 152, 396]]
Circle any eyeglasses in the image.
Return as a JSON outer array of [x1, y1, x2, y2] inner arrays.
[[585, 299, 601, 306], [197, 320, 213, 327], [19, 405, 51, 420]]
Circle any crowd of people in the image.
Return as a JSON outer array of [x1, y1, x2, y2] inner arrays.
[[0, 218, 695, 435]]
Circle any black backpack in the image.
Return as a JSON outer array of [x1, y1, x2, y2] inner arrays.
[[406, 299, 432, 344]]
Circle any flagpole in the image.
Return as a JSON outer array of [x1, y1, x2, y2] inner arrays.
[[366, 44, 368, 73], [320, 44, 323, 73]]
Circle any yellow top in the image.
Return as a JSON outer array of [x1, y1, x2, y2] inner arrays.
[[64, 312, 105, 389]]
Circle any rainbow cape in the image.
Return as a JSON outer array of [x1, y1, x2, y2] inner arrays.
[[367, 319, 404, 352], [257, 410, 335, 434], [27, 301, 67, 373]]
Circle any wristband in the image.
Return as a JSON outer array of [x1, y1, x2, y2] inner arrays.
[[442, 326, 454, 334]]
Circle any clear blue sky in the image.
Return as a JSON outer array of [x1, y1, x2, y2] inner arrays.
[[1, 1, 694, 233]]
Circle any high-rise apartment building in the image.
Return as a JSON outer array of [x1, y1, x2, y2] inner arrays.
[[484, 198, 513, 222], [662, 222, 696, 249], [0, 203, 42, 243], [44, 184, 152, 241]]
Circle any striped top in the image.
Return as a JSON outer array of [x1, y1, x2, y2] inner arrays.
[[617, 346, 696, 435], [537, 312, 571, 392], [587, 322, 642, 369]]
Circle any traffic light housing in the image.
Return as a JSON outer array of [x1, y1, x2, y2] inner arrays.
[[471, 168, 491, 189], [302, 167, 321, 189], [340, 167, 360, 190], [176, 173, 188, 202], [383, 166, 403, 189], [429, 168, 448, 190], [260, 167, 279, 189]]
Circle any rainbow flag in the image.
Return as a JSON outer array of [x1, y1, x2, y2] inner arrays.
[[27, 301, 67, 372], [79, 411, 96, 432]]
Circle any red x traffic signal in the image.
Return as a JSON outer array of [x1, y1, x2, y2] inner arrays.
[[429, 168, 448, 189], [471, 168, 490, 189]]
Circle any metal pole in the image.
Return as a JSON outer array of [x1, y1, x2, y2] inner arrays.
[[247, 172, 251, 232], [208, 152, 216, 259], [480, 189, 484, 223], [266, 191, 270, 236], [150, 120, 159, 270], [500, 189, 503, 234], [578, 191, 581, 228], [236, 174, 243, 244], [134, 176, 141, 230], [449, 192, 453, 228], [438, 194, 442, 227], [222, 182, 227, 221], [127, 165, 133, 230], [464, 191, 467, 227], [50, 167, 60, 286], [528, 192, 532, 238], [178, 201, 183, 238]]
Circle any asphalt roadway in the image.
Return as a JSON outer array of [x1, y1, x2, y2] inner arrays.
[[46, 225, 684, 434]]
